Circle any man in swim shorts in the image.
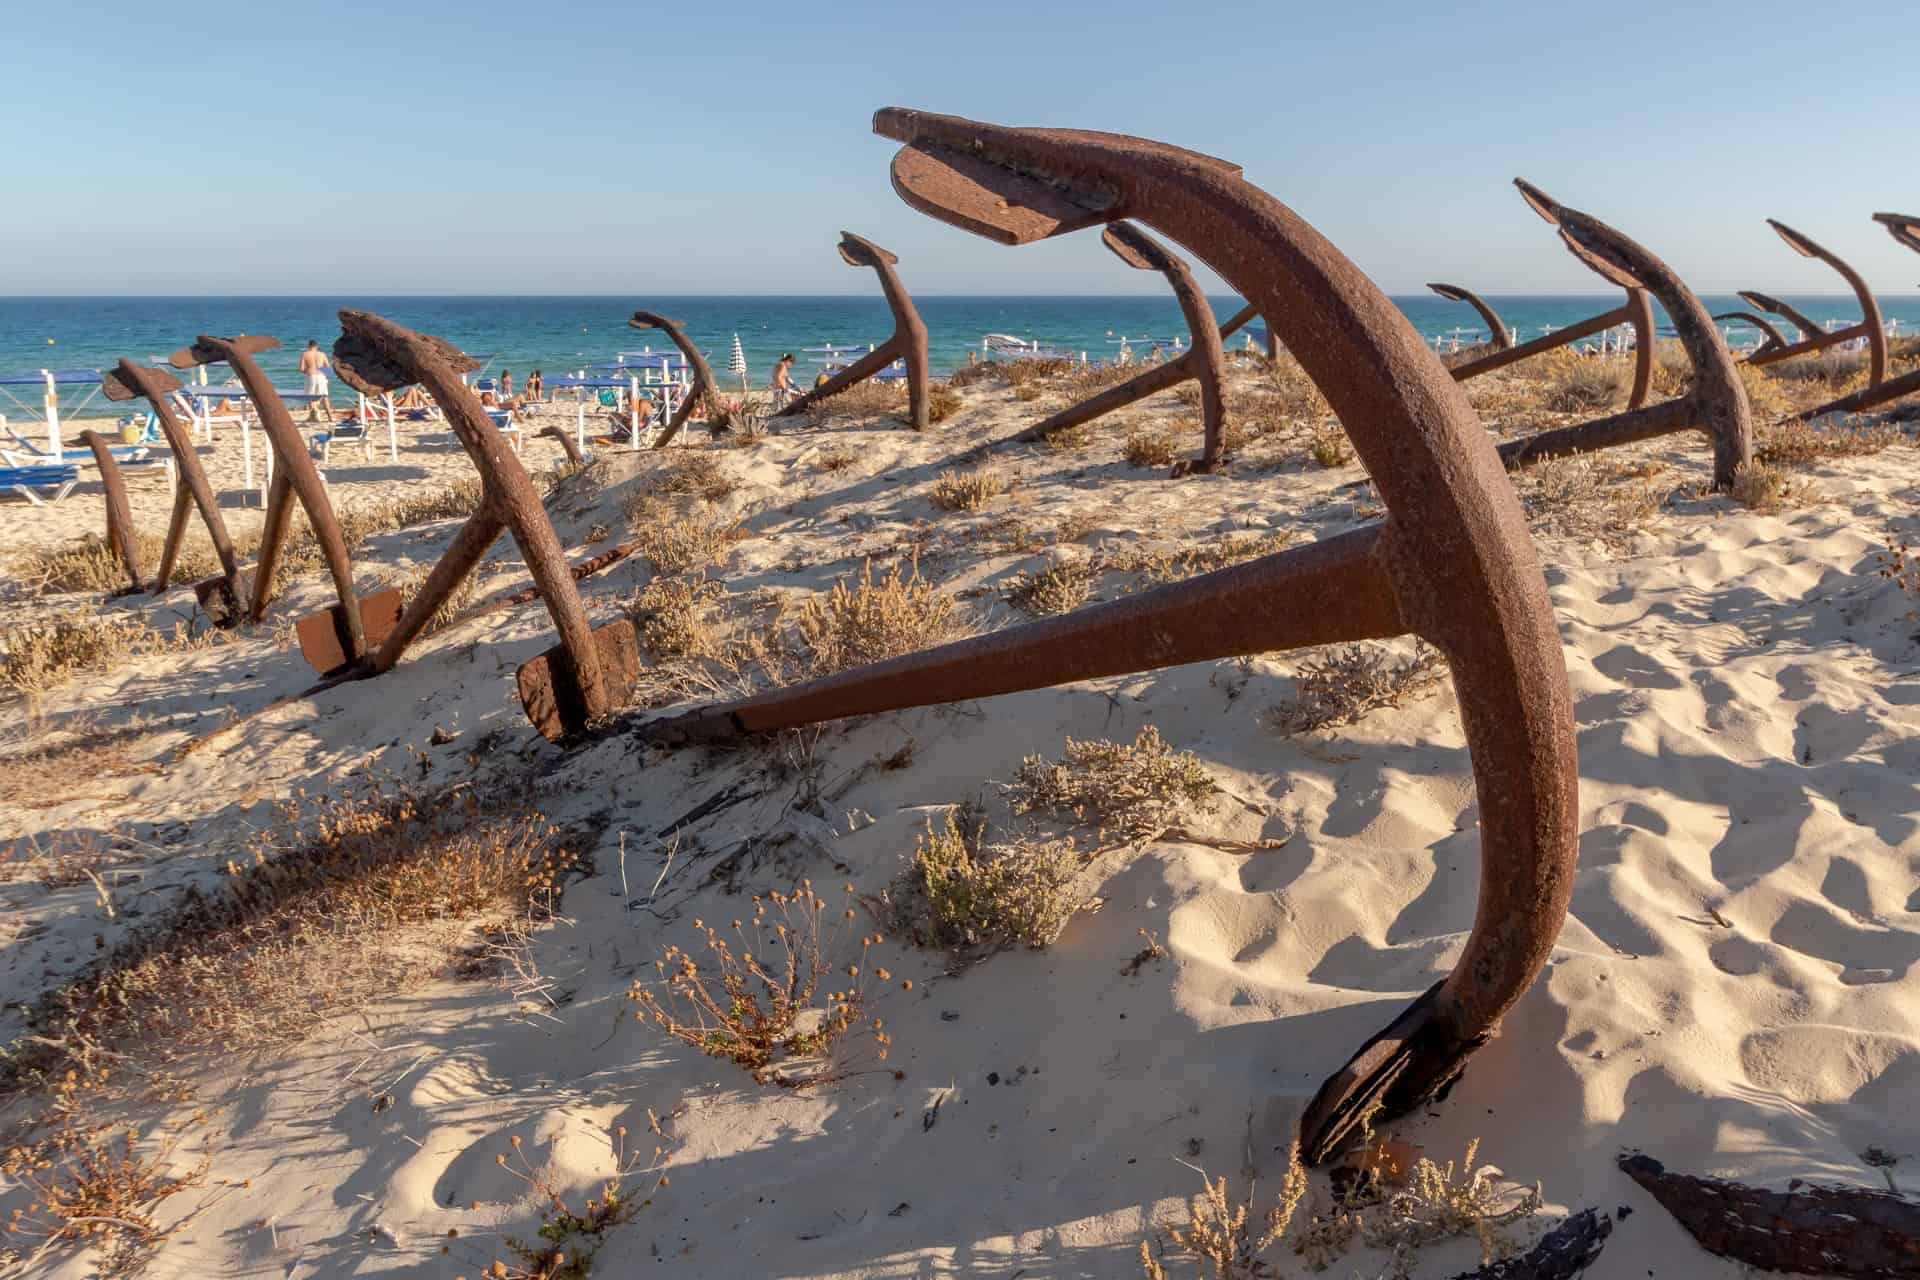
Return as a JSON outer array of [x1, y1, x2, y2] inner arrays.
[[298, 340, 333, 422]]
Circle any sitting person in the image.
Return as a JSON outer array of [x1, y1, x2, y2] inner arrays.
[[392, 385, 430, 410], [592, 394, 655, 445]]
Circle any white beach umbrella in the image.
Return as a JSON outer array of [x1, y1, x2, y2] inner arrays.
[[729, 334, 748, 394]]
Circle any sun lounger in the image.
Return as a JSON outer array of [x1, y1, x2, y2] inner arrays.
[[487, 409, 524, 453], [0, 462, 80, 505]]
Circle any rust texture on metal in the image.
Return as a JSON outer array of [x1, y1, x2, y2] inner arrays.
[[1449, 1208, 1611, 1280], [332, 310, 637, 741], [1711, 310, 1790, 357], [75, 430, 145, 595], [539, 424, 586, 467], [1427, 283, 1514, 351], [1742, 221, 1887, 387], [629, 107, 1583, 1166], [1438, 236, 1655, 411], [1496, 180, 1752, 490], [1806, 213, 1920, 419], [627, 311, 722, 447], [1010, 220, 1229, 474], [1619, 1152, 1920, 1277], [772, 232, 932, 429], [101, 360, 250, 621], [167, 335, 383, 667], [1737, 289, 1824, 342]]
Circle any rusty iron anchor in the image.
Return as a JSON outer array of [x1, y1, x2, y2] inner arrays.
[[1492, 181, 1752, 490], [1741, 220, 1888, 391], [73, 430, 145, 596], [627, 106, 1583, 1167], [773, 232, 931, 429], [628, 311, 722, 448], [1711, 310, 1791, 358], [330, 310, 638, 742], [1008, 221, 1231, 475], [100, 361, 252, 621], [1426, 282, 1514, 351], [1435, 226, 1657, 412], [1806, 212, 1920, 420], [168, 335, 403, 671]]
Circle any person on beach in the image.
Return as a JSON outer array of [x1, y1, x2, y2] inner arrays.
[[298, 340, 333, 422], [526, 370, 543, 402], [772, 353, 799, 406], [500, 370, 514, 401]]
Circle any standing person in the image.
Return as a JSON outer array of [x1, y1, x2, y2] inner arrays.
[[500, 369, 514, 402], [298, 340, 333, 422], [771, 353, 798, 407], [526, 369, 543, 402]]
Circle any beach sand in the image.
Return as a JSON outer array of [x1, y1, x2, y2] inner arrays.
[[2, 360, 1917, 1278]]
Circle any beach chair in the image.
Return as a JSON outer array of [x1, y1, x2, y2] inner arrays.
[[0, 462, 80, 505], [487, 408, 524, 453], [311, 412, 375, 464], [171, 388, 250, 444]]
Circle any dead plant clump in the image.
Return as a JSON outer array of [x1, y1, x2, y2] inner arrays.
[[1649, 339, 1693, 399], [1125, 428, 1179, 468], [623, 493, 742, 576], [623, 881, 896, 1084], [387, 562, 483, 637], [930, 467, 1005, 513], [1876, 530, 1920, 614], [1307, 422, 1352, 469], [1756, 416, 1902, 468], [793, 557, 959, 677], [628, 575, 726, 660], [1140, 1133, 1543, 1279], [0, 830, 129, 890], [495, 1119, 671, 1280], [1102, 531, 1291, 585], [1003, 557, 1096, 616], [1, 1114, 211, 1272], [647, 451, 737, 503], [1, 779, 583, 1091], [1730, 460, 1809, 513], [0, 723, 156, 809], [889, 812, 1084, 950], [803, 379, 899, 421], [0, 614, 179, 696], [1008, 725, 1216, 838], [814, 447, 858, 473], [1768, 348, 1868, 387], [1000, 358, 1075, 390], [1044, 422, 1094, 451], [1267, 357, 1331, 421], [925, 385, 962, 425], [945, 361, 1002, 390], [1736, 364, 1799, 421], [1514, 454, 1664, 549], [1264, 641, 1449, 736], [1544, 361, 1630, 413]]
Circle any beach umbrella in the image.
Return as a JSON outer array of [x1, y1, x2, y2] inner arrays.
[[729, 334, 748, 394]]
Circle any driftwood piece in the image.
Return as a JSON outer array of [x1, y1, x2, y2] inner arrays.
[[1450, 1208, 1612, 1279], [1619, 1151, 1920, 1277]]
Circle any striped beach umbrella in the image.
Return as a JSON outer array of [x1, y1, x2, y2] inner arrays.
[[728, 334, 748, 394]]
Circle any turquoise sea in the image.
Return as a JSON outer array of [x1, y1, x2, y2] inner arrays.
[[3, 294, 1916, 419]]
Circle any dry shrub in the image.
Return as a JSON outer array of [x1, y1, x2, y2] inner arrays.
[[1267, 357, 1331, 421], [1768, 348, 1867, 385], [814, 447, 858, 473], [802, 379, 899, 421], [1514, 454, 1662, 549], [0, 830, 128, 891], [1055, 362, 1144, 402], [1756, 416, 1901, 467], [1045, 422, 1093, 451], [930, 468, 1004, 512], [496, 1120, 669, 1280], [946, 362, 1002, 389], [1737, 364, 1797, 420], [1142, 1132, 1544, 1279], [629, 576, 725, 659], [648, 452, 737, 503], [1009, 725, 1215, 838], [2, 1115, 210, 1272], [0, 724, 155, 809], [926, 385, 962, 424], [1647, 339, 1693, 399], [1125, 428, 1179, 468], [2, 779, 582, 1090], [1545, 361, 1630, 413], [892, 812, 1084, 950], [794, 557, 958, 676], [1102, 531, 1291, 585], [1730, 460, 1809, 513], [1, 614, 152, 695], [623, 493, 741, 576], [1004, 557, 1095, 616], [1001, 358, 1075, 389], [623, 881, 893, 1083], [1264, 641, 1448, 736], [1876, 531, 1920, 612], [386, 562, 483, 637], [1307, 422, 1352, 468]]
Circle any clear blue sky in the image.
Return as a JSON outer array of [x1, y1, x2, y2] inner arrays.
[[3, 0, 1914, 297]]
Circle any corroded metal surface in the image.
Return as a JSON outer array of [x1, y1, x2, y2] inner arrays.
[[1620, 1152, 1920, 1276], [1736, 288, 1823, 342], [76, 430, 144, 595], [773, 232, 932, 429], [1427, 282, 1514, 351], [628, 311, 722, 447], [1712, 310, 1790, 357], [167, 335, 385, 663], [1808, 213, 1920, 418], [1438, 247, 1655, 411], [1451, 1209, 1611, 1279], [332, 310, 637, 741], [539, 424, 586, 467], [1744, 221, 1887, 387], [101, 361, 250, 622], [1497, 181, 1752, 489], [296, 588, 405, 676], [1878, 211, 1920, 255], [1012, 220, 1228, 474], [630, 107, 1583, 1166]]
